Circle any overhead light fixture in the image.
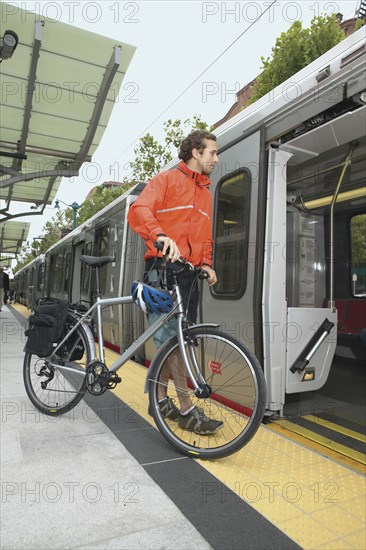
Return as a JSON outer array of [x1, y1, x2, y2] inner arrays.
[[0, 30, 19, 61]]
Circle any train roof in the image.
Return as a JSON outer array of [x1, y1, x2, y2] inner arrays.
[[163, 26, 366, 171], [14, 254, 45, 276]]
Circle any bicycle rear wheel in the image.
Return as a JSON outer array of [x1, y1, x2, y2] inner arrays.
[[148, 325, 266, 459], [23, 319, 90, 416]]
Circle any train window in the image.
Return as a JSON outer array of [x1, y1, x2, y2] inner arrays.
[[351, 214, 366, 297], [64, 252, 70, 292], [43, 261, 48, 294], [81, 242, 92, 293], [36, 262, 44, 291], [95, 224, 110, 294], [54, 251, 64, 292], [49, 255, 56, 291], [212, 169, 251, 299]]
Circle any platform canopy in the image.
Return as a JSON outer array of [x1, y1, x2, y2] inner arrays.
[[0, 2, 135, 221], [0, 220, 30, 263]]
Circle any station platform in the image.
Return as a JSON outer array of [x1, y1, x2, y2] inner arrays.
[[1, 304, 365, 550]]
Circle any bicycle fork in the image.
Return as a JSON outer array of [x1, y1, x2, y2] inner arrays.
[[174, 286, 213, 399]]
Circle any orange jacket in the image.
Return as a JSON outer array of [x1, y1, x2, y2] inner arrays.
[[128, 161, 213, 267]]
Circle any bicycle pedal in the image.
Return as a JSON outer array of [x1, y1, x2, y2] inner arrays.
[[86, 360, 109, 396], [107, 373, 122, 389]]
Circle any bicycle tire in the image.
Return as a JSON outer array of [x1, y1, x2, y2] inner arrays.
[[23, 317, 90, 416], [148, 325, 266, 459]]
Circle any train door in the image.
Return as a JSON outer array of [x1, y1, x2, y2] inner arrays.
[[36, 257, 45, 300], [94, 223, 110, 299], [263, 144, 337, 414], [47, 254, 55, 297], [71, 242, 85, 303], [203, 130, 264, 356], [28, 266, 35, 307], [119, 197, 146, 356]]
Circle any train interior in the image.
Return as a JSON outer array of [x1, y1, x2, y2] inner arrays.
[[276, 110, 365, 458]]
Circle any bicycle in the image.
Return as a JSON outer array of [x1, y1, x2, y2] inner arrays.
[[23, 248, 266, 459]]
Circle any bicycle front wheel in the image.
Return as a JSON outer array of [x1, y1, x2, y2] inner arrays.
[[23, 319, 90, 416], [149, 326, 266, 459]]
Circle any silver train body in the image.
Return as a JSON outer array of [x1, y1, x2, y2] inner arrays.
[[16, 28, 366, 415]]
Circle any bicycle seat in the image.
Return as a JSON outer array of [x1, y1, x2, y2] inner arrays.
[[80, 255, 114, 268]]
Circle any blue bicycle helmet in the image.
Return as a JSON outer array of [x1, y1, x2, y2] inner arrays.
[[131, 282, 175, 314]]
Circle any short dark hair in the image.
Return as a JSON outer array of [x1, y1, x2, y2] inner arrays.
[[178, 130, 216, 163]]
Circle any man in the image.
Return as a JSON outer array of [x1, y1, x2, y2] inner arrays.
[[128, 130, 223, 434], [0, 266, 10, 311]]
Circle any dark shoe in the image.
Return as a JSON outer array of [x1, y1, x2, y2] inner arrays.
[[148, 397, 180, 421], [178, 407, 223, 435]]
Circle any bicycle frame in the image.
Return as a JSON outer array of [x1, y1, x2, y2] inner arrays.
[[47, 282, 211, 393]]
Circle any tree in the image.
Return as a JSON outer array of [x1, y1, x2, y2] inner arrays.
[[76, 184, 131, 226], [248, 15, 345, 105], [13, 243, 34, 273]]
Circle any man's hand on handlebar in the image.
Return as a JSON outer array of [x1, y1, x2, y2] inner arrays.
[[156, 236, 181, 262], [200, 265, 217, 287], [154, 240, 217, 286]]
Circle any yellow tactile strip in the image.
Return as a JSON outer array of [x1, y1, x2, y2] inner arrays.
[[14, 303, 366, 550], [103, 347, 366, 550], [12, 302, 32, 317]]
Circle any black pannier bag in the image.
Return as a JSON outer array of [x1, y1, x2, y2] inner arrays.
[[25, 298, 70, 357]]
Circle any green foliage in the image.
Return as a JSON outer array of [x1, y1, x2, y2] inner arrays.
[[128, 132, 171, 185], [13, 244, 34, 273], [306, 14, 346, 60], [355, 18, 365, 31], [248, 15, 345, 105], [76, 184, 131, 226], [351, 214, 366, 266]]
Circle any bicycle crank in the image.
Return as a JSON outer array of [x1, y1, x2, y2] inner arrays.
[[86, 361, 121, 395]]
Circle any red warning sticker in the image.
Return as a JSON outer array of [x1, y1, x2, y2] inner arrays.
[[208, 360, 222, 375]]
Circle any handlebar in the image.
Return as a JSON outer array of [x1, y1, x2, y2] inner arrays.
[[154, 241, 209, 280]]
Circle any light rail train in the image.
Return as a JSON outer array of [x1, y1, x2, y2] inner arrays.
[[15, 28, 366, 416]]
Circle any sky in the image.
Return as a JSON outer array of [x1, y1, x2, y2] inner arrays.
[[1, 0, 359, 251]]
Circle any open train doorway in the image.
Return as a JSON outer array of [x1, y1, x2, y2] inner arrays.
[[273, 114, 366, 464]]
